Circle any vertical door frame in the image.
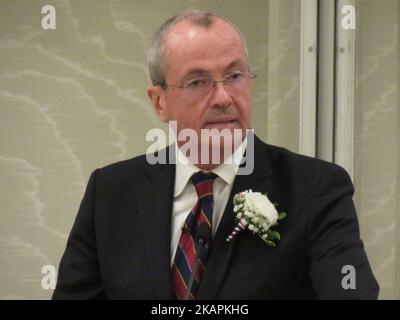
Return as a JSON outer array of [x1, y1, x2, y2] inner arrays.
[[334, 0, 356, 179], [299, 0, 318, 157], [300, 0, 356, 179]]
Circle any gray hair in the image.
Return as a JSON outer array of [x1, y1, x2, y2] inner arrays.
[[148, 10, 249, 88]]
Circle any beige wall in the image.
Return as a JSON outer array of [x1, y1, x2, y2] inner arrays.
[[267, 0, 300, 152], [354, 0, 400, 300]]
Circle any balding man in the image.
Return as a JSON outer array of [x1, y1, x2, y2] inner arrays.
[[53, 10, 378, 300]]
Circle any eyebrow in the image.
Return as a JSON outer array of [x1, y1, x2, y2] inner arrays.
[[180, 59, 247, 81], [182, 69, 210, 80]]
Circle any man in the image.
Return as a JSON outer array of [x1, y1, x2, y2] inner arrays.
[[53, 10, 379, 299]]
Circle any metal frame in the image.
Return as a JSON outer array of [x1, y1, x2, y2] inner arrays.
[[334, 0, 356, 179], [317, 0, 336, 163], [297, 0, 356, 179], [299, 0, 318, 157]]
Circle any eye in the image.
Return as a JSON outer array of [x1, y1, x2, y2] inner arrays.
[[185, 78, 208, 89], [226, 71, 244, 81]]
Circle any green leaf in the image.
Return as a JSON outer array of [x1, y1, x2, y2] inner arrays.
[[267, 230, 281, 241], [278, 212, 286, 220], [265, 240, 276, 247], [259, 234, 275, 246]]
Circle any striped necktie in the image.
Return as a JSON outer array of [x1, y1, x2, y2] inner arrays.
[[172, 171, 217, 300]]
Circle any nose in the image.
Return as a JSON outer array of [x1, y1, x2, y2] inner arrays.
[[209, 82, 233, 108]]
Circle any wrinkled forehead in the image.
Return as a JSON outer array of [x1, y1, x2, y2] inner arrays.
[[163, 18, 247, 66]]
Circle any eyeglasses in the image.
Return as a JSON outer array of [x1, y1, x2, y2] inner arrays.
[[164, 70, 257, 97]]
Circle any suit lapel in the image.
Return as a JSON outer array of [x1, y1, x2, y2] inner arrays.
[[197, 136, 273, 299], [138, 148, 176, 299], [137, 137, 274, 299]]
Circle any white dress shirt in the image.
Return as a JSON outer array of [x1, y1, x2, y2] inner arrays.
[[170, 138, 247, 266]]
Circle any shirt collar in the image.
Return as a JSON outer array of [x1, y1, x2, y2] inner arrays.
[[174, 136, 247, 197]]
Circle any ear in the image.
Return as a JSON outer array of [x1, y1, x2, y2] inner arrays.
[[147, 86, 169, 122]]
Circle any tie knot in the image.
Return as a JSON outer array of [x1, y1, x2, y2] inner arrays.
[[190, 171, 217, 200]]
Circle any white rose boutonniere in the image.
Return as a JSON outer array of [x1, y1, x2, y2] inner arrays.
[[225, 190, 286, 246]]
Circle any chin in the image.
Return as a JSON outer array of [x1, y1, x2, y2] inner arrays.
[[198, 138, 237, 166]]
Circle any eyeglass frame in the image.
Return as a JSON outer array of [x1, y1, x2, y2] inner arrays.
[[158, 70, 257, 93]]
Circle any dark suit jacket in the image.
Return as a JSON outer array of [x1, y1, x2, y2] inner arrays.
[[53, 136, 379, 299]]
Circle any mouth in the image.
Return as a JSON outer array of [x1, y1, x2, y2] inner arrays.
[[203, 115, 239, 130]]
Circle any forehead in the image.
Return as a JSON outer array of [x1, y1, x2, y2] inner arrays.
[[163, 19, 247, 76]]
